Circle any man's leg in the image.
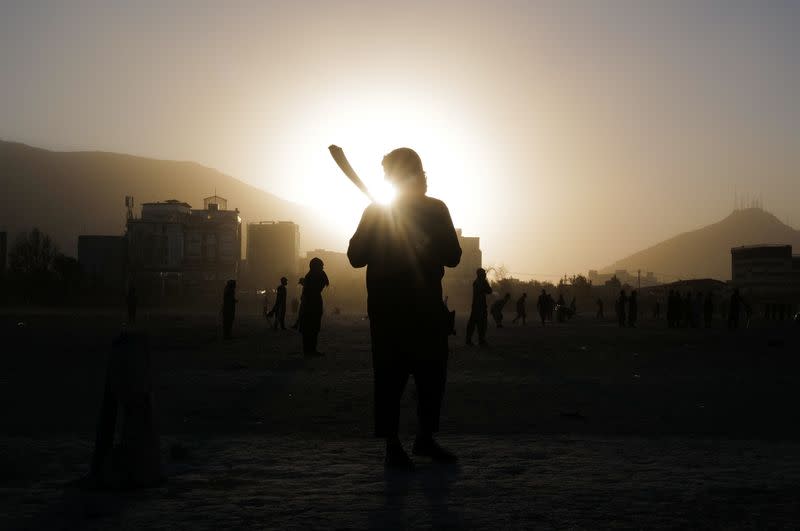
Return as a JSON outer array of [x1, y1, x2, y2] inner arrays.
[[477, 316, 488, 345], [412, 345, 456, 464], [373, 350, 412, 469], [465, 313, 476, 345]]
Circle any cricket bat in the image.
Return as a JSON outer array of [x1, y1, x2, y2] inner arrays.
[[328, 145, 376, 202]]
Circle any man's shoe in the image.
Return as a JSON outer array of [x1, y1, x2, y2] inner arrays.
[[385, 443, 415, 471], [412, 437, 458, 464]]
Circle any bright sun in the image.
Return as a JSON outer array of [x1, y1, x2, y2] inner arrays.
[[270, 89, 494, 243]]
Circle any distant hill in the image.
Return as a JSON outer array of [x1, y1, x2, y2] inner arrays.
[[0, 140, 338, 257], [603, 208, 800, 281]]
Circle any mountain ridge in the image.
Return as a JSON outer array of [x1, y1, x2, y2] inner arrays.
[[0, 140, 338, 257], [602, 207, 800, 281]]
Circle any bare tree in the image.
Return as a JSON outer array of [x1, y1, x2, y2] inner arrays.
[[9, 228, 59, 275]]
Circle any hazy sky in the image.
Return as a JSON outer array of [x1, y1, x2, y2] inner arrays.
[[2, 1, 798, 279]]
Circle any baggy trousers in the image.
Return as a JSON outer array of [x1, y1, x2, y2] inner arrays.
[[466, 308, 488, 343], [370, 319, 449, 438]]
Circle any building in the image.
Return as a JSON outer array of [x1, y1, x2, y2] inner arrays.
[[126, 196, 242, 297], [78, 235, 127, 292], [731, 245, 800, 305], [588, 269, 659, 288], [443, 228, 483, 311], [245, 221, 299, 291]]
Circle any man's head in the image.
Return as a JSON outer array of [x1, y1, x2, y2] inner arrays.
[[382, 147, 427, 195], [504, 293, 511, 300], [280, 277, 288, 285], [476, 267, 486, 279], [310, 257, 324, 271]]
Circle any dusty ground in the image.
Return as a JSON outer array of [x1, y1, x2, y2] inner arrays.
[[1, 308, 799, 529]]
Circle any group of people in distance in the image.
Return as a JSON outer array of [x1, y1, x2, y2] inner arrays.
[[465, 269, 578, 346], [614, 289, 639, 328], [665, 288, 717, 329], [223, 258, 330, 356]]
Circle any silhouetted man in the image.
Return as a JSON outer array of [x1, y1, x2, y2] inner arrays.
[[728, 288, 741, 329], [299, 258, 328, 356], [537, 289, 549, 326], [616, 290, 627, 327], [684, 292, 694, 327], [466, 268, 492, 346], [596, 297, 604, 319], [704, 292, 714, 328], [512, 293, 528, 325], [491, 293, 511, 328], [222, 279, 237, 339], [126, 285, 138, 324], [267, 277, 288, 330], [348, 147, 462, 469], [628, 290, 638, 327]]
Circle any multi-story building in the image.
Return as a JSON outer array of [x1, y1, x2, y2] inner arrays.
[[126, 196, 242, 297], [443, 228, 483, 311], [589, 269, 659, 288], [245, 221, 299, 291], [731, 245, 800, 305]]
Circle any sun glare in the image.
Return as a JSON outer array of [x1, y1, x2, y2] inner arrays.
[[271, 89, 496, 242], [372, 179, 396, 205]]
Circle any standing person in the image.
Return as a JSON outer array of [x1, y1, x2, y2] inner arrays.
[[290, 278, 304, 329], [556, 293, 566, 322], [596, 297, 604, 319], [653, 299, 661, 320], [693, 292, 704, 328], [616, 290, 627, 328], [466, 268, 492, 346], [222, 279, 238, 340], [684, 292, 694, 328], [728, 288, 741, 329], [267, 277, 288, 330], [538, 290, 549, 326], [490, 293, 511, 328], [348, 147, 462, 469], [512, 293, 528, 325], [628, 290, 638, 328], [704, 292, 714, 328], [569, 296, 577, 320], [126, 285, 138, 324], [298, 258, 329, 356]]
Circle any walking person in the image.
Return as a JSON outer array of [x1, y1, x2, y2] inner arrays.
[[298, 258, 328, 356], [628, 290, 638, 328], [537, 290, 549, 326], [222, 280, 238, 340], [704, 292, 714, 328], [267, 277, 288, 330], [126, 285, 138, 324], [490, 293, 511, 329], [466, 268, 492, 346], [348, 147, 462, 469], [728, 288, 741, 329], [512, 293, 528, 325], [616, 290, 627, 328]]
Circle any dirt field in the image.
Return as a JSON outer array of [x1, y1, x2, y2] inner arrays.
[[2, 308, 799, 529]]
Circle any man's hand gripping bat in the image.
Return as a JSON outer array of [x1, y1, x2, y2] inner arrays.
[[328, 145, 376, 203]]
